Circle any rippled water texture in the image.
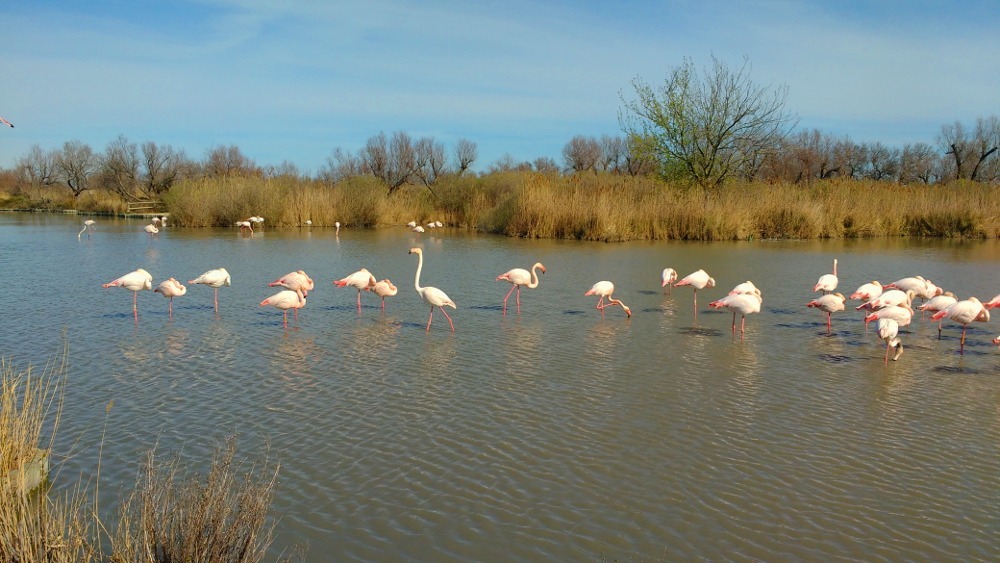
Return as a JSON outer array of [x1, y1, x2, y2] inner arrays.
[[2, 213, 999, 561]]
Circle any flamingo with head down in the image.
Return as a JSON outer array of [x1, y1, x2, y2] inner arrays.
[[709, 291, 762, 338], [877, 318, 903, 364], [78, 219, 96, 239], [584, 281, 631, 318], [409, 247, 457, 331], [496, 262, 546, 314], [154, 277, 187, 318], [661, 268, 678, 293], [367, 279, 398, 311]]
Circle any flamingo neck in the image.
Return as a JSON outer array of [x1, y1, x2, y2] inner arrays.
[[414, 252, 424, 293], [528, 264, 541, 288]]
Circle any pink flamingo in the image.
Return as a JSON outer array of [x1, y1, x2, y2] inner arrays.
[[877, 318, 903, 364], [189, 268, 231, 313], [259, 288, 305, 328], [918, 292, 958, 338], [930, 297, 990, 353], [675, 269, 716, 316], [729, 280, 760, 297], [144, 223, 158, 237], [103, 268, 153, 319], [366, 279, 398, 311], [984, 293, 1000, 309], [813, 258, 838, 294], [584, 281, 631, 318], [709, 292, 762, 338], [850, 280, 883, 332], [883, 276, 943, 301], [236, 220, 254, 236], [496, 262, 546, 314], [807, 292, 846, 333], [153, 277, 187, 318], [661, 268, 678, 293], [269, 270, 315, 296], [861, 289, 915, 311], [993, 335, 1000, 347], [864, 303, 914, 329], [77, 219, 96, 239], [409, 247, 457, 331], [334, 268, 376, 313]]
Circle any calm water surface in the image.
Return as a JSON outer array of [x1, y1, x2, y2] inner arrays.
[[2, 212, 999, 561]]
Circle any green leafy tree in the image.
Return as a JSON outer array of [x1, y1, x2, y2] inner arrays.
[[620, 55, 797, 188]]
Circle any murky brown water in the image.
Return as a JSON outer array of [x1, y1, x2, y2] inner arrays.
[[2, 212, 999, 560]]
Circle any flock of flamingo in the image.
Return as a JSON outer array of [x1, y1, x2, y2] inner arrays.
[[91, 218, 1000, 360]]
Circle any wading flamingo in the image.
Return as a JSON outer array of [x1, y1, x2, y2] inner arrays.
[[144, 223, 158, 237], [189, 268, 231, 313], [931, 297, 990, 353], [78, 219, 96, 239], [103, 268, 153, 319], [409, 247, 457, 331], [584, 281, 631, 318], [367, 279, 398, 311], [864, 303, 914, 329], [877, 318, 903, 364], [236, 220, 253, 235], [674, 269, 716, 316], [260, 288, 305, 328], [984, 294, 1000, 309], [269, 270, 315, 296], [807, 292, 846, 334], [334, 268, 376, 313], [709, 292, 762, 338], [154, 278, 187, 318], [661, 268, 678, 293], [883, 276, 943, 302], [496, 262, 546, 314], [335, 221, 341, 236], [813, 258, 838, 294], [729, 280, 761, 297], [412, 225, 425, 233], [918, 292, 957, 338]]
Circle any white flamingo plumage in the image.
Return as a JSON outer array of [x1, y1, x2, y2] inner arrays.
[[103, 268, 153, 319], [260, 288, 305, 327], [153, 277, 187, 317], [334, 268, 376, 313], [984, 294, 1000, 309], [729, 280, 760, 297], [674, 269, 716, 315], [850, 281, 883, 302], [236, 220, 253, 235], [813, 258, 838, 294], [918, 292, 958, 338], [144, 224, 158, 237], [496, 262, 546, 314], [409, 247, 457, 331], [78, 219, 96, 239], [584, 281, 631, 318], [188, 268, 231, 313], [807, 292, 846, 333], [661, 268, 678, 293], [269, 270, 315, 296], [877, 318, 903, 364], [709, 292, 762, 337], [864, 303, 914, 328], [931, 297, 990, 353], [367, 279, 398, 311], [412, 225, 425, 233], [883, 276, 943, 301]]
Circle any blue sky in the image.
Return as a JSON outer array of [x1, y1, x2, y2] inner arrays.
[[2, 0, 998, 176]]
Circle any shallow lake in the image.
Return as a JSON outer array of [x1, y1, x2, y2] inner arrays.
[[2, 212, 999, 561]]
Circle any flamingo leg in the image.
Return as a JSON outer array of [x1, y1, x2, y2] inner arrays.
[[731, 312, 737, 333], [283, 310, 289, 328], [132, 292, 139, 319], [356, 290, 362, 314], [516, 286, 522, 312], [439, 307, 456, 332], [168, 297, 173, 318], [960, 325, 967, 353], [426, 307, 434, 331], [381, 297, 386, 312], [213, 288, 219, 313], [293, 307, 299, 321], [502, 285, 517, 314], [827, 312, 832, 334], [937, 320, 943, 339], [693, 289, 698, 317], [741, 315, 747, 338]]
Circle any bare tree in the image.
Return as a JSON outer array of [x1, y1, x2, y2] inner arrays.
[[488, 154, 531, 173], [15, 145, 58, 194], [55, 140, 99, 197], [204, 144, 257, 178], [413, 136, 447, 190], [862, 142, 900, 181], [141, 141, 182, 196], [938, 117, 999, 182], [362, 131, 416, 192], [622, 134, 657, 177], [100, 135, 141, 200], [621, 55, 797, 188], [899, 142, 940, 184], [562, 135, 601, 173], [319, 148, 364, 183], [532, 157, 560, 173], [455, 138, 477, 175], [599, 135, 626, 173]]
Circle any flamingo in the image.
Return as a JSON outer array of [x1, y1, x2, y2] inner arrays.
[[877, 318, 903, 364], [993, 335, 1000, 347], [144, 223, 158, 237], [813, 258, 838, 294], [864, 303, 914, 328], [269, 270, 315, 296], [335, 221, 341, 236], [918, 292, 958, 338], [984, 294, 1000, 309], [584, 281, 631, 318], [151, 217, 161, 226], [236, 220, 254, 235], [188, 268, 231, 313], [260, 288, 305, 328], [78, 219, 96, 239], [406, 221, 417, 228], [884, 276, 943, 301], [729, 280, 761, 297], [930, 297, 990, 353], [496, 262, 546, 314], [807, 292, 846, 334], [367, 279, 398, 311], [435, 221, 443, 228], [409, 247, 457, 331], [709, 292, 762, 338], [334, 268, 377, 312], [850, 281, 883, 302], [103, 268, 153, 319], [674, 269, 716, 315], [661, 268, 678, 293], [861, 289, 915, 311], [412, 225, 425, 233], [250, 216, 264, 229], [154, 277, 187, 318]]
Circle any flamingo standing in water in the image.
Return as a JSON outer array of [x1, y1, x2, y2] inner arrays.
[[335, 221, 341, 236], [496, 262, 546, 314], [268, 270, 314, 320], [850, 280, 883, 331], [144, 223, 158, 237], [709, 291, 762, 338], [984, 294, 1000, 309], [103, 268, 153, 319], [813, 258, 838, 294], [584, 281, 632, 318], [877, 318, 904, 364], [260, 288, 305, 328], [674, 269, 716, 316], [367, 279, 398, 311], [334, 268, 376, 313], [78, 220, 96, 239], [189, 268, 231, 313], [807, 292, 846, 334], [236, 220, 253, 236], [154, 277, 187, 318], [918, 292, 958, 338], [409, 247, 457, 331], [661, 268, 678, 293], [931, 297, 990, 353]]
